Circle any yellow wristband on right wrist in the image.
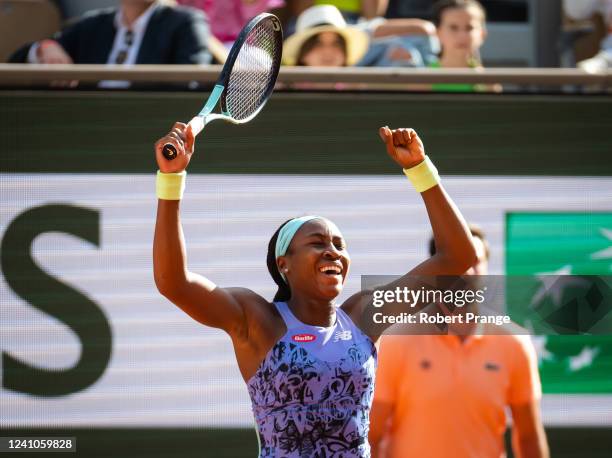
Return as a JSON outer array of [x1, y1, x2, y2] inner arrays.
[[156, 170, 186, 200], [403, 156, 440, 193]]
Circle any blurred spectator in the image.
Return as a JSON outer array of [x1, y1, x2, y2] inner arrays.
[[564, 0, 612, 72], [283, 4, 436, 68], [177, 0, 284, 48], [430, 0, 500, 92], [369, 226, 549, 458], [283, 4, 369, 66], [9, 0, 211, 87], [290, 0, 389, 23], [432, 0, 486, 69]]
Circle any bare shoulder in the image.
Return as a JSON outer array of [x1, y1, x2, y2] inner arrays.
[[226, 287, 280, 321], [225, 287, 283, 344], [341, 290, 380, 341], [226, 287, 268, 306], [340, 290, 372, 317]]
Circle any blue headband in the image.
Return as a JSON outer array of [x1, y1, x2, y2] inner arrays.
[[275, 215, 322, 281]]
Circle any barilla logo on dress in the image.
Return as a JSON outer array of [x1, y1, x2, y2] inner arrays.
[[292, 334, 316, 342]]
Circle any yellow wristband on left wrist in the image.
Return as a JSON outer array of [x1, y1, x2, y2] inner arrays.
[[403, 156, 440, 193], [156, 170, 186, 200]]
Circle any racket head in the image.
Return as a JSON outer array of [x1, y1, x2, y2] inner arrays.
[[217, 13, 283, 123], [161, 14, 282, 161]]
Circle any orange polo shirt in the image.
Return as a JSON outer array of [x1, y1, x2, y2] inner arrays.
[[373, 333, 541, 458]]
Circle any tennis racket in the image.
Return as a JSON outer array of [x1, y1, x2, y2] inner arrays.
[[162, 13, 283, 160]]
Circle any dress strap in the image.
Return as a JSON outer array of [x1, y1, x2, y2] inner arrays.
[[273, 301, 301, 329], [335, 306, 355, 330]]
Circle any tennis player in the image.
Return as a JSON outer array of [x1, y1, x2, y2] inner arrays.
[[153, 122, 478, 457]]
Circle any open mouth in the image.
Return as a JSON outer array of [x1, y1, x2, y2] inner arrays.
[[318, 264, 342, 277]]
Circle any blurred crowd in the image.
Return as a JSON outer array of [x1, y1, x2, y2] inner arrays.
[[2, 0, 610, 88]]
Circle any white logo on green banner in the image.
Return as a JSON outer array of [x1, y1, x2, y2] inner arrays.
[[506, 213, 612, 393]]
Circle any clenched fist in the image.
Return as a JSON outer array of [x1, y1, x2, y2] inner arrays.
[[379, 126, 426, 169]]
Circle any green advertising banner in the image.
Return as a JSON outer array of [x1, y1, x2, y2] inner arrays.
[[506, 212, 612, 393]]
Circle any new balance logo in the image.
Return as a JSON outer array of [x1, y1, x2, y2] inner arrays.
[[334, 330, 352, 342]]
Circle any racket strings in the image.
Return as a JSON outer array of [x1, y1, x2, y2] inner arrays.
[[226, 19, 281, 121]]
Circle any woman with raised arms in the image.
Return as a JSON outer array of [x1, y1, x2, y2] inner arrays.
[[153, 123, 477, 457]]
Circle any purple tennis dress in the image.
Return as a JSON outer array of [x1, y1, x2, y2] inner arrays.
[[247, 301, 377, 457]]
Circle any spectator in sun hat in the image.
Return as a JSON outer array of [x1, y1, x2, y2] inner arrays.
[[283, 4, 438, 68], [283, 4, 369, 66]]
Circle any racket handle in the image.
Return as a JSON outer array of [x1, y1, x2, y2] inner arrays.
[[161, 116, 204, 161], [162, 144, 178, 160]]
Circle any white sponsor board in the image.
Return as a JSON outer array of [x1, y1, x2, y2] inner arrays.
[[1, 174, 611, 427]]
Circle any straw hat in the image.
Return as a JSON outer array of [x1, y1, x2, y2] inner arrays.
[[283, 5, 369, 66]]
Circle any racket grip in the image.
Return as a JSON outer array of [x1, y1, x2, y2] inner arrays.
[[162, 144, 178, 161]]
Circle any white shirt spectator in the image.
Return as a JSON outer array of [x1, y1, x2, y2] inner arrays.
[[28, 1, 159, 88], [100, 1, 159, 88], [563, 0, 612, 70], [563, 0, 612, 24]]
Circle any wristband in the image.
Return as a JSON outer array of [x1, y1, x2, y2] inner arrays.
[[403, 156, 440, 193], [156, 170, 186, 200]]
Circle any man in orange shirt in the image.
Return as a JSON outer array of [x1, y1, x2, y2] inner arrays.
[[369, 226, 549, 458]]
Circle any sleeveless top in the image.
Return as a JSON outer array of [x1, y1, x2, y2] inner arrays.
[[247, 301, 377, 458]]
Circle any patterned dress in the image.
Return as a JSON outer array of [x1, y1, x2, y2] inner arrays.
[[247, 302, 377, 458]]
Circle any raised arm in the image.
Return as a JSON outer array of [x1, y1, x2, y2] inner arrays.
[[375, 127, 477, 296], [153, 123, 255, 339], [371, 19, 436, 39], [343, 127, 477, 336], [361, 0, 389, 19], [380, 126, 476, 275]]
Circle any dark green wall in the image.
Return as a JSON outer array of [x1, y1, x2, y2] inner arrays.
[[1, 91, 610, 175]]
